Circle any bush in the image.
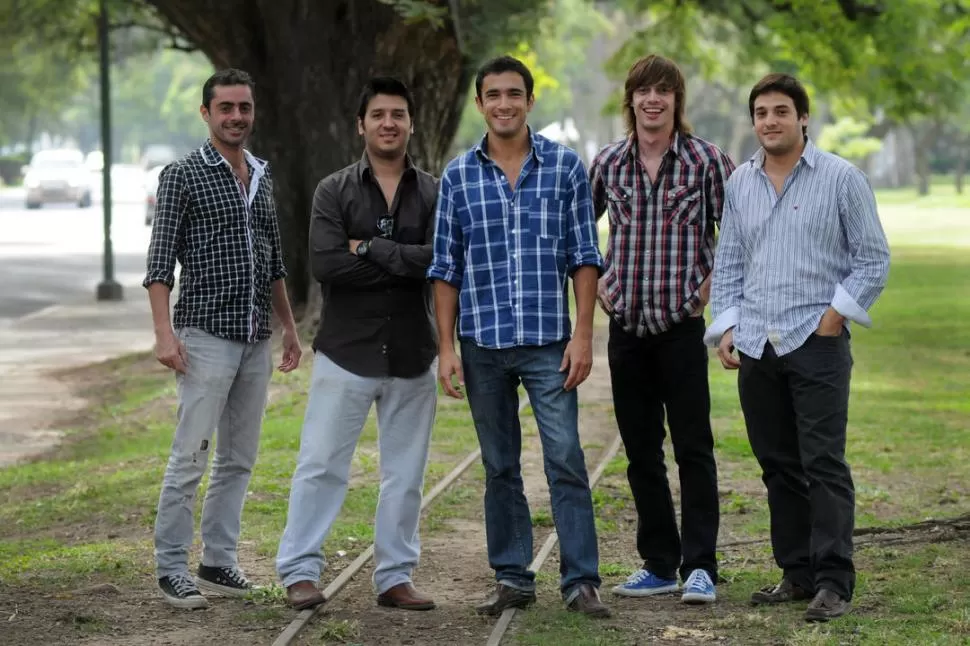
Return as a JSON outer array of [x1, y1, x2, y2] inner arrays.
[[0, 152, 30, 186]]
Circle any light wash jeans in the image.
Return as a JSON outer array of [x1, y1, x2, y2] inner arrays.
[[154, 327, 272, 578], [276, 352, 437, 594]]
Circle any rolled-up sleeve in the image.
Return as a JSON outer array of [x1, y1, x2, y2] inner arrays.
[[832, 166, 890, 326], [426, 170, 464, 287], [704, 184, 744, 346], [143, 162, 188, 289], [263, 172, 288, 282], [565, 157, 604, 275]]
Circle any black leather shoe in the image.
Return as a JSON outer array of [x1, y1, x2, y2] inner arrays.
[[750, 577, 814, 605], [804, 588, 851, 622], [475, 584, 536, 616]]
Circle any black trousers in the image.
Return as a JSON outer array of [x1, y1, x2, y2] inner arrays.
[[608, 317, 720, 582], [738, 334, 856, 600]]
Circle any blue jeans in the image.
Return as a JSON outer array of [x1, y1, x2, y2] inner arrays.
[[460, 339, 601, 597]]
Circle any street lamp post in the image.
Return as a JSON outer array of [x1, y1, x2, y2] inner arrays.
[[95, 0, 123, 302]]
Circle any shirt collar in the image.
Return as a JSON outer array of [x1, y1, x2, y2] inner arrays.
[[357, 151, 417, 181], [623, 131, 687, 163], [750, 136, 818, 169], [200, 139, 266, 173], [474, 126, 544, 165]]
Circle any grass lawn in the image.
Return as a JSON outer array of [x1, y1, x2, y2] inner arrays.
[[0, 361, 484, 593], [527, 189, 970, 645], [1, 188, 968, 645]]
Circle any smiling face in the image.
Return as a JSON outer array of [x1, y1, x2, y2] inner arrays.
[[631, 83, 676, 136], [752, 91, 808, 156], [358, 93, 412, 160], [475, 71, 533, 140], [200, 84, 254, 149]]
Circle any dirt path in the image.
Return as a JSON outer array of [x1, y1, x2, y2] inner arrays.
[[293, 334, 620, 645]]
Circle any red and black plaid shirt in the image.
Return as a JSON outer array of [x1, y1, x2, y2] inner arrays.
[[590, 132, 735, 336]]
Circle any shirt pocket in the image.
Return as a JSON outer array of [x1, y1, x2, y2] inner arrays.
[[605, 185, 634, 227], [526, 197, 566, 241], [663, 184, 703, 226]]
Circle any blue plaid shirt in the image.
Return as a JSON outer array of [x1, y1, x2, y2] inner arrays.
[[427, 129, 603, 349]]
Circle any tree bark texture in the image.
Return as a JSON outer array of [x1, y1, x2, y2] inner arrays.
[[145, 0, 471, 314]]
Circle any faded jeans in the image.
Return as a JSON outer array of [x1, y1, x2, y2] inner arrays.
[[460, 339, 602, 597], [154, 327, 272, 578]]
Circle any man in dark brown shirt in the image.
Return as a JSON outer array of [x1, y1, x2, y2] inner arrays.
[[275, 77, 439, 612]]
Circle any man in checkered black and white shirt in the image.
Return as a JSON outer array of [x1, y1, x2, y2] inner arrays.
[[143, 68, 302, 610], [589, 54, 734, 605]]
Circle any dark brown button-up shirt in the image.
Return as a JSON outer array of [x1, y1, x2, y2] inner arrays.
[[310, 153, 438, 378]]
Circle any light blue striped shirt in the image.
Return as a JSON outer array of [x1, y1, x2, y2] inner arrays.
[[704, 139, 890, 358]]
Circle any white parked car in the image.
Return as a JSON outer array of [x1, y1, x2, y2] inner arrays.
[[23, 149, 94, 209]]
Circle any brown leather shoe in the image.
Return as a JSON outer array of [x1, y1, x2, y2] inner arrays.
[[475, 584, 536, 616], [286, 580, 325, 610], [804, 588, 851, 622], [377, 582, 436, 611], [750, 577, 814, 605], [566, 583, 611, 618]]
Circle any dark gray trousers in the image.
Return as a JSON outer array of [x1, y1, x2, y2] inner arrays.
[[738, 333, 856, 600]]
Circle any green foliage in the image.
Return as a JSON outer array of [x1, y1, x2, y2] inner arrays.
[[610, 0, 970, 125], [451, 0, 613, 151], [817, 116, 884, 164]]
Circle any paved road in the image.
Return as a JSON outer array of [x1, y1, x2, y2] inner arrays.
[[0, 187, 152, 324]]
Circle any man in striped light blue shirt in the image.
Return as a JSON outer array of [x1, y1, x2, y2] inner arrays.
[[428, 55, 608, 618], [705, 74, 890, 623]]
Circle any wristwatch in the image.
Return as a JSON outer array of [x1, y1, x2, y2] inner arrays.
[[355, 239, 372, 257]]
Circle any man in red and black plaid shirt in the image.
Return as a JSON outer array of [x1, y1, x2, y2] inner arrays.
[[589, 54, 734, 605]]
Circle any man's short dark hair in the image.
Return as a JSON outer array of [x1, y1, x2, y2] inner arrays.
[[356, 77, 416, 121], [202, 68, 255, 109], [749, 73, 810, 137], [475, 56, 535, 100]]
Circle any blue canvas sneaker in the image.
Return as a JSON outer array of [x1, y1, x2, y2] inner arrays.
[[612, 569, 680, 597], [681, 568, 716, 604]]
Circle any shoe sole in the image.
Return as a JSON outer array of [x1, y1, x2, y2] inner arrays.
[[290, 595, 326, 611], [804, 606, 850, 623], [612, 584, 680, 597], [570, 607, 612, 618], [158, 589, 209, 610], [681, 592, 716, 605], [377, 597, 436, 611], [195, 577, 251, 598], [475, 597, 536, 616]]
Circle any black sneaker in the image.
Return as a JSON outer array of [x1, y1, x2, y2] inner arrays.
[[158, 572, 209, 609], [195, 564, 252, 598]]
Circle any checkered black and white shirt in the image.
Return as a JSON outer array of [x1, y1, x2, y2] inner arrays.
[[590, 132, 735, 337], [143, 140, 287, 343]]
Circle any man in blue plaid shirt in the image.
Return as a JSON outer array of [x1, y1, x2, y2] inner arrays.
[[427, 55, 609, 618]]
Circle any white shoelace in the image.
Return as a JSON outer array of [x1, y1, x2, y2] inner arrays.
[[169, 572, 199, 596], [685, 569, 713, 590], [626, 569, 652, 584], [220, 566, 249, 587]]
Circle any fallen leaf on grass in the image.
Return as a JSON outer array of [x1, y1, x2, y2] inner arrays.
[[661, 625, 717, 641]]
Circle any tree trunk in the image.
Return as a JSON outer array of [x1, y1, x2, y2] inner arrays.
[[727, 112, 749, 166], [955, 138, 967, 195], [146, 0, 470, 315], [909, 123, 935, 197]]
